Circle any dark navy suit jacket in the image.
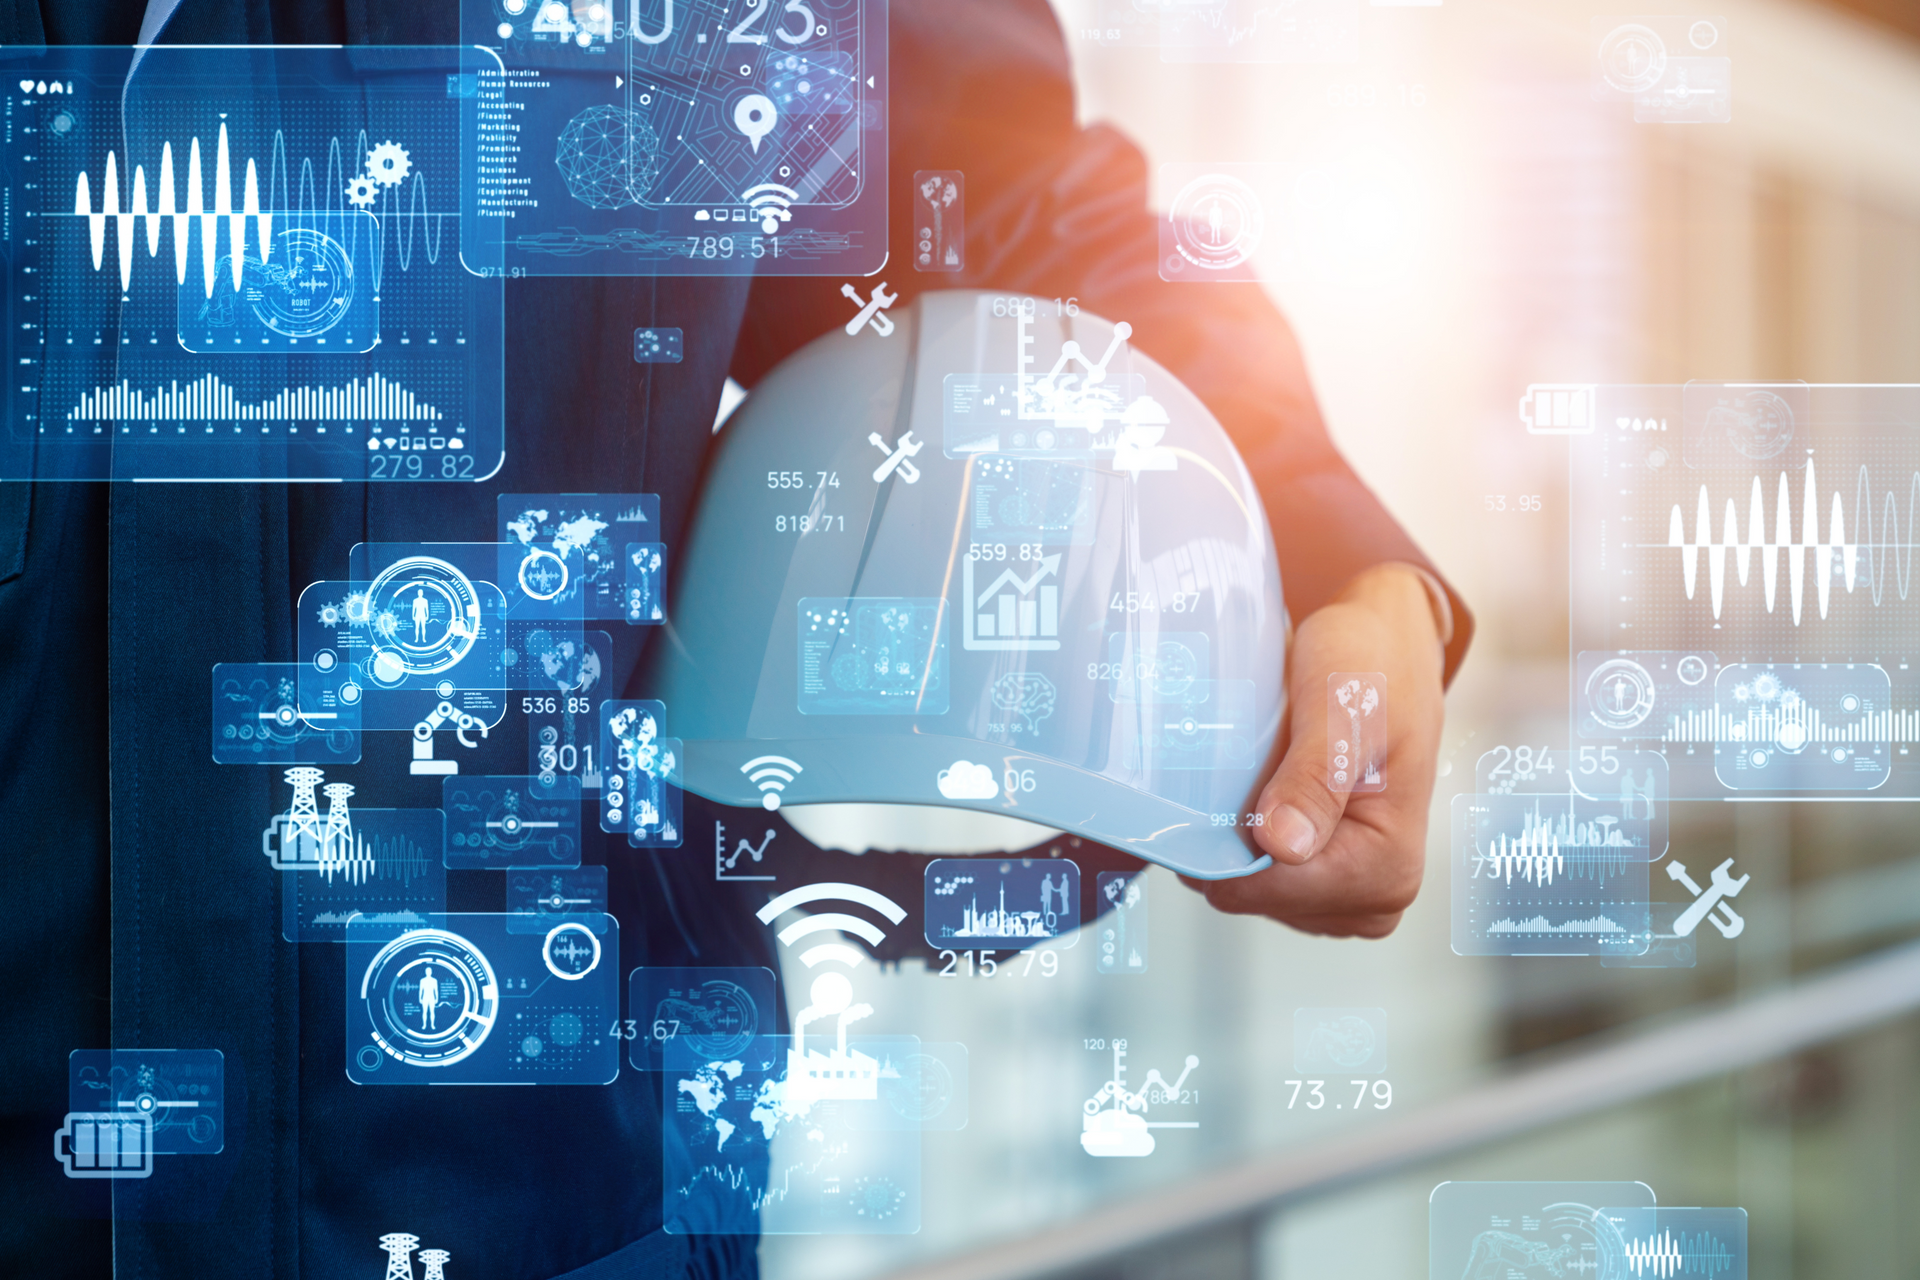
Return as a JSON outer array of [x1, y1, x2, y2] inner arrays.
[[0, 0, 1470, 1275]]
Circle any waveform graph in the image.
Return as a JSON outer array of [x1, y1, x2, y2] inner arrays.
[[1705, 663, 1892, 791], [8, 44, 502, 481], [281, 808, 446, 942], [1569, 384, 1920, 800], [1452, 793, 1651, 957], [71, 122, 444, 299], [1606, 1207, 1748, 1280], [1661, 457, 1920, 627]]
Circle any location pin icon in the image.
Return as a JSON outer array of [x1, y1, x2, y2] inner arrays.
[[733, 94, 777, 153]]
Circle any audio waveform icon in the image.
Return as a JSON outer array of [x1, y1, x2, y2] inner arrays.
[[1661, 702, 1920, 744], [71, 124, 440, 296], [1622, 1229, 1738, 1278], [1479, 829, 1563, 885], [1667, 459, 1920, 624], [354, 832, 432, 888], [67, 372, 445, 424], [1485, 914, 1633, 935], [1472, 794, 1649, 887]]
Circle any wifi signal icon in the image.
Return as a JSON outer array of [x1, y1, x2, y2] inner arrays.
[[742, 183, 798, 235], [741, 754, 803, 811], [755, 882, 908, 953], [755, 883, 909, 1108]]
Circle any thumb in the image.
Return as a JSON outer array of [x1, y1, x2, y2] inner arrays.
[[1250, 684, 1352, 865]]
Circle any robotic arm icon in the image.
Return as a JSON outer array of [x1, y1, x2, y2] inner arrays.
[[410, 700, 489, 776]]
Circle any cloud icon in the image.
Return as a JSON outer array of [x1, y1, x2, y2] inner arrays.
[[936, 760, 999, 801], [1080, 1110, 1156, 1158]]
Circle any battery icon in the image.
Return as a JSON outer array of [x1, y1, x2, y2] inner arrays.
[[55, 1112, 154, 1179], [1519, 384, 1598, 434]]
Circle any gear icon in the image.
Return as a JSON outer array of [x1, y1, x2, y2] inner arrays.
[[365, 141, 412, 187], [373, 609, 400, 639], [342, 592, 372, 626], [344, 174, 379, 207], [317, 602, 343, 628]]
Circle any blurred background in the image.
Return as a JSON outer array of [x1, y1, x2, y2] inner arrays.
[[763, 1, 1920, 1276]]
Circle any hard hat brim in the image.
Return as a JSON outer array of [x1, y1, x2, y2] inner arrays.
[[679, 734, 1274, 880]]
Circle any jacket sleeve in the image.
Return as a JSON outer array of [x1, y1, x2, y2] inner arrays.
[[731, 0, 1473, 685]]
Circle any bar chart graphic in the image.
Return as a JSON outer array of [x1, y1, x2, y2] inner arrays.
[[68, 372, 446, 425], [961, 554, 1061, 651]]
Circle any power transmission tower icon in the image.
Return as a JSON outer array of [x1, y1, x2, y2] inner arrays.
[[284, 767, 326, 853], [418, 1249, 451, 1280], [263, 767, 368, 874], [320, 781, 371, 884], [378, 1233, 419, 1280]]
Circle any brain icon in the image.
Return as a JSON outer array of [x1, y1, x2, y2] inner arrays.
[[555, 105, 663, 210], [992, 673, 1057, 736]]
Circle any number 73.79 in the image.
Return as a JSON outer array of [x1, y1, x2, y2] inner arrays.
[[1282, 1079, 1392, 1110]]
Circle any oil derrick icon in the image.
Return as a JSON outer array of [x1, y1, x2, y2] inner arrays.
[[264, 767, 367, 882]]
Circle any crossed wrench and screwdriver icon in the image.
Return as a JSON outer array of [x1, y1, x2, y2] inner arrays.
[[1666, 857, 1750, 939], [841, 281, 898, 336]]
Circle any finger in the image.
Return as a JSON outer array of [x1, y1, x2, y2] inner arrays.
[[1268, 910, 1406, 939], [1204, 802, 1425, 918], [1250, 674, 1350, 865], [1194, 866, 1407, 935]]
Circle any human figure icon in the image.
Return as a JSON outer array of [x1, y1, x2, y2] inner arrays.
[[411, 587, 431, 643], [418, 965, 441, 1031], [1206, 197, 1223, 246]]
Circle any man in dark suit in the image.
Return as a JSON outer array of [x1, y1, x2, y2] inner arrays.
[[0, 0, 1469, 1274]]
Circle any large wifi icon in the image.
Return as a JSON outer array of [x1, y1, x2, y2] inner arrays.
[[742, 183, 798, 235], [756, 882, 907, 955], [756, 882, 908, 1110], [741, 754, 803, 810]]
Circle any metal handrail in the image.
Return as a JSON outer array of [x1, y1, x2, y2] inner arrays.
[[884, 937, 1920, 1280]]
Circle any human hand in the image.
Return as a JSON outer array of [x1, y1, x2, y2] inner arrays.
[[1196, 563, 1447, 937]]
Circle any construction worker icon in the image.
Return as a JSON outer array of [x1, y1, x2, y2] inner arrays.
[[418, 965, 441, 1030]]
